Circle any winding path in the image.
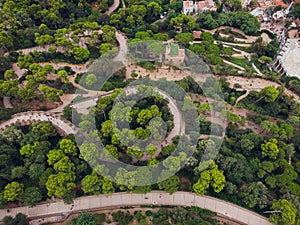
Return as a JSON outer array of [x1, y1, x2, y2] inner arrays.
[[0, 111, 77, 135], [0, 191, 272, 225]]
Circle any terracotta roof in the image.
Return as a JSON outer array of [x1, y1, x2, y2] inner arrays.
[[193, 31, 202, 39], [183, 1, 194, 7], [195, 1, 206, 7]]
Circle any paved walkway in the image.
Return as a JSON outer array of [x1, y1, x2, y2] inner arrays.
[[0, 111, 77, 135], [223, 59, 245, 71], [224, 75, 300, 102], [0, 191, 272, 225]]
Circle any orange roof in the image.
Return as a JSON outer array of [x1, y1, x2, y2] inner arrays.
[[195, 1, 206, 7], [183, 1, 194, 6], [274, 0, 287, 6], [193, 31, 202, 39]]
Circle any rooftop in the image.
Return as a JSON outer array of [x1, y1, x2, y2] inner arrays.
[[169, 43, 179, 56]]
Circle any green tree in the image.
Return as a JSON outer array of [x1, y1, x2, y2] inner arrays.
[[4, 182, 24, 202], [75, 212, 97, 225], [47, 149, 66, 165], [257, 86, 279, 103], [39, 85, 63, 102], [261, 138, 279, 159], [57, 70, 69, 82], [81, 172, 102, 195], [158, 172, 180, 194], [126, 146, 143, 159], [85, 74, 98, 87], [11, 166, 27, 179], [175, 33, 194, 46], [3, 213, 28, 225], [170, 14, 196, 32], [99, 43, 114, 55], [293, 3, 300, 19], [101, 25, 116, 43], [23, 187, 42, 207], [46, 172, 76, 198], [4, 70, 17, 80], [239, 182, 269, 209], [269, 199, 297, 225], [72, 46, 90, 62], [59, 139, 77, 156], [146, 144, 157, 155], [193, 161, 225, 195]]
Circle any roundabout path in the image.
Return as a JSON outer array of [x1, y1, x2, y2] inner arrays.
[[0, 191, 272, 225], [0, 111, 77, 135]]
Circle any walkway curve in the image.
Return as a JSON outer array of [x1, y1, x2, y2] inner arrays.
[[0, 191, 272, 225], [0, 111, 77, 135]]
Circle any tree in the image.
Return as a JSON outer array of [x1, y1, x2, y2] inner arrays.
[[35, 34, 54, 46], [0, 32, 13, 51], [85, 74, 98, 87], [53, 156, 75, 173], [197, 14, 218, 30], [170, 14, 196, 32], [101, 177, 115, 194], [101, 25, 116, 43], [4, 182, 24, 202], [72, 46, 90, 62], [75, 212, 97, 225], [261, 138, 279, 159], [59, 139, 77, 156], [146, 144, 157, 155], [57, 70, 69, 82], [158, 172, 180, 194], [81, 173, 102, 195], [193, 161, 225, 195], [11, 166, 27, 179], [126, 146, 143, 159], [4, 70, 17, 80], [3, 213, 28, 225], [293, 3, 300, 19], [175, 33, 194, 46], [257, 86, 279, 103], [47, 149, 66, 165], [39, 84, 63, 102], [28, 163, 45, 179], [99, 43, 114, 55], [18, 54, 34, 69], [46, 172, 76, 198], [269, 199, 297, 225], [146, 2, 162, 22], [23, 187, 42, 207], [223, 0, 242, 11], [239, 182, 269, 209]]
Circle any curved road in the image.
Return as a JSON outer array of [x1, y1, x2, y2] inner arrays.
[[0, 191, 272, 225]]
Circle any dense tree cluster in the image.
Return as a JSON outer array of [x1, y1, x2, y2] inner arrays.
[[197, 12, 260, 35]]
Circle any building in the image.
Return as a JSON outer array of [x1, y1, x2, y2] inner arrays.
[[250, 7, 264, 17], [183, 1, 195, 14], [183, 0, 217, 15], [165, 42, 185, 66], [193, 31, 202, 39], [272, 39, 300, 79]]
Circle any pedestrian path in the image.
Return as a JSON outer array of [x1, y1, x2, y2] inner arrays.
[[0, 191, 272, 225]]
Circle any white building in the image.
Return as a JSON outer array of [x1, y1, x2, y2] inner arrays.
[[273, 39, 300, 79], [183, 0, 217, 15], [183, 1, 195, 14]]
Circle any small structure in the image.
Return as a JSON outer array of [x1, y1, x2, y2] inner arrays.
[[183, 1, 195, 14], [182, 0, 217, 14], [272, 39, 300, 79], [193, 30, 202, 39], [250, 7, 264, 17], [165, 42, 185, 66]]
